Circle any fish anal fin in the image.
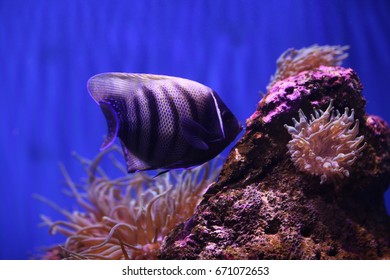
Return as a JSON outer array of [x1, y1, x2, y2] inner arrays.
[[99, 102, 119, 150]]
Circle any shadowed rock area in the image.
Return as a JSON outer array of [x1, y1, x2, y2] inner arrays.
[[159, 66, 390, 259]]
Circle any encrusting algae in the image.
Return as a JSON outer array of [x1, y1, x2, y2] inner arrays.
[[38, 146, 221, 259]]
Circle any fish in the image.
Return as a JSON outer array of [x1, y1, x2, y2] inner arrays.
[[87, 73, 243, 173]]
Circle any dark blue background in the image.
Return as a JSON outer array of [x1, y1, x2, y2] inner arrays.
[[1, 0, 389, 259]]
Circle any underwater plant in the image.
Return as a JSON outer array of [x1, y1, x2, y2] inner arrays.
[[38, 146, 221, 259], [267, 44, 349, 90], [284, 100, 366, 184]]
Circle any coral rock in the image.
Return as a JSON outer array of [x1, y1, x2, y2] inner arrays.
[[159, 66, 390, 259]]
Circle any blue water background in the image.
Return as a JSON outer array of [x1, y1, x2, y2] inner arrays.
[[1, 0, 389, 259]]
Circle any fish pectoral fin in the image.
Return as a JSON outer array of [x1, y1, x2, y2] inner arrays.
[[180, 117, 211, 150], [99, 101, 119, 150]]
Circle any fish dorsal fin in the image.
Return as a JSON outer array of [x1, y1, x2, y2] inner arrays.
[[88, 73, 185, 104], [99, 101, 119, 150], [120, 140, 152, 173], [180, 117, 211, 150]]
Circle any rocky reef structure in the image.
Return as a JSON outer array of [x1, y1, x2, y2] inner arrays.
[[159, 48, 390, 259]]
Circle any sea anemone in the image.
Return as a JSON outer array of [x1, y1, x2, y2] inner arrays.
[[37, 146, 221, 259], [268, 45, 349, 90], [284, 100, 366, 184]]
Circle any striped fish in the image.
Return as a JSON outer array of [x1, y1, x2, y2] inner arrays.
[[87, 73, 242, 173]]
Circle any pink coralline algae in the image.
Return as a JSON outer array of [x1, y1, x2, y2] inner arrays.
[[285, 100, 366, 184], [159, 49, 390, 259], [256, 65, 363, 125]]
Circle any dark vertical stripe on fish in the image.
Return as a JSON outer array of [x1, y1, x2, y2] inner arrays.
[[173, 83, 198, 162], [132, 94, 142, 152], [143, 86, 159, 162], [176, 83, 199, 121], [162, 88, 181, 164]]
